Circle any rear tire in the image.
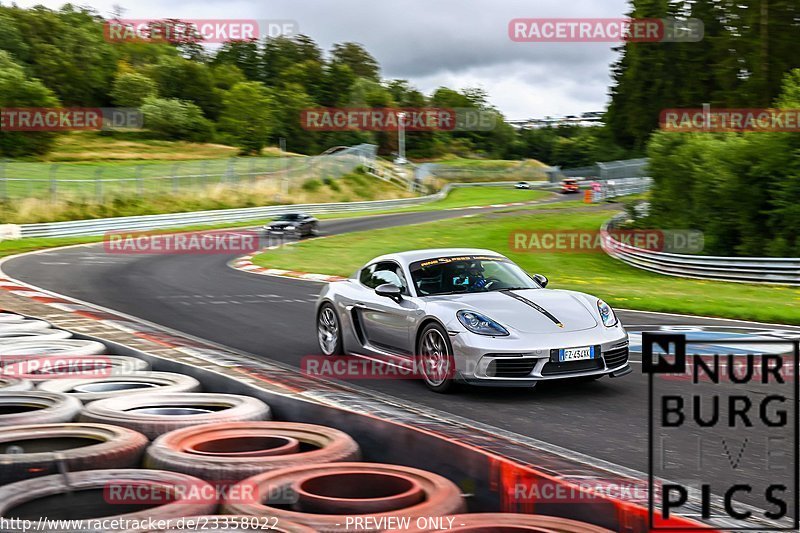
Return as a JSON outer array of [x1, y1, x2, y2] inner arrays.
[[416, 322, 457, 393]]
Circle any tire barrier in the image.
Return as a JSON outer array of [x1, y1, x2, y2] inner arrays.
[[0, 314, 712, 530], [0, 328, 72, 341], [146, 421, 361, 483], [38, 372, 202, 403], [0, 313, 30, 323], [0, 339, 106, 357], [0, 377, 33, 391], [0, 469, 217, 522], [2, 355, 149, 382], [0, 391, 81, 426], [405, 513, 615, 532], [80, 393, 272, 439], [128, 515, 316, 533], [0, 319, 52, 334], [223, 462, 467, 532], [0, 423, 148, 485]]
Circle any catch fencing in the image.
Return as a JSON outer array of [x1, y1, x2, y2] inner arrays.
[[16, 181, 554, 238], [0, 144, 378, 202]]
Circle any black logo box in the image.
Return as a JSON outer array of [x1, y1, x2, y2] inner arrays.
[[643, 332, 799, 531]]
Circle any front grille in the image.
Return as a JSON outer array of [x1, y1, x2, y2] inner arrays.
[[486, 358, 536, 377], [541, 358, 603, 376], [603, 346, 629, 368]]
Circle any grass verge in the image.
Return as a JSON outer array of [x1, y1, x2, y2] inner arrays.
[[252, 206, 800, 325], [0, 185, 549, 260]]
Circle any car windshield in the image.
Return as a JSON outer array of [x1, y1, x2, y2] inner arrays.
[[276, 214, 303, 221], [408, 255, 539, 296]]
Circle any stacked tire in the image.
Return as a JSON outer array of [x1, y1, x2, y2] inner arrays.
[[0, 311, 614, 532]]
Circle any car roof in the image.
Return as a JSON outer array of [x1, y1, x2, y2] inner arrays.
[[366, 248, 507, 268]]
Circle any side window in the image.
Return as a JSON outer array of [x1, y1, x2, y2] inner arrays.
[[369, 262, 408, 293], [359, 264, 376, 287]]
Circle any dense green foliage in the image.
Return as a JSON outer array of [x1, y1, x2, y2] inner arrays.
[[0, 50, 60, 156], [607, 0, 800, 150], [0, 5, 530, 159], [646, 70, 800, 256]]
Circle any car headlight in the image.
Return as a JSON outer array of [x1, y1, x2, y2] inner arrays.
[[457, 310, 509, 336], [285, 225, 295, 230], [597, 299, 618, 327]]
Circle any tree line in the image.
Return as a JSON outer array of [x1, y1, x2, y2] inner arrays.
[[0, 5, 630, 166], [607, 0, 800, 150], [609, 0, 800, 256]]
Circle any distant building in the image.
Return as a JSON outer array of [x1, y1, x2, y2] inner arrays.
[[507, 111, 605, 129]]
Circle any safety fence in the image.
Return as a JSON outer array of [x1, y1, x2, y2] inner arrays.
[[600, 214, 800, 285], [14, 181, 556, 238], [0, 144, 377, 202]]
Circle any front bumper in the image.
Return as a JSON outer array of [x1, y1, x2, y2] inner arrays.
[[449, 327, 630, 387]]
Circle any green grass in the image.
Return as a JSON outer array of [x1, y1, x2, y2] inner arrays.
[[435, 158, 547, 170], [427, 187, 547, 209], [252, 207, 800, 325], [0, 185, 546, 259], [425, 158, 549, 183]]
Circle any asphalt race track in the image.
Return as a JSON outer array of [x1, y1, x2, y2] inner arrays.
[[5, 202, 799, 513]]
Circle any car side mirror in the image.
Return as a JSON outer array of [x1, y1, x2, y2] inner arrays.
[[533, 274, 549, 288], [376, 283, 402, 300]]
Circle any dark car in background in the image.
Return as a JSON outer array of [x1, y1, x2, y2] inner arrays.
[[263, 213, 319, 238]]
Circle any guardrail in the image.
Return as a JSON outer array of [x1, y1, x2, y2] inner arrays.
[[16, 181, 552, 238], [600, 214, 800, 285]]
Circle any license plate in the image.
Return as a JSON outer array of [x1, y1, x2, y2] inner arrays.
[[559, 346, 595, 362]]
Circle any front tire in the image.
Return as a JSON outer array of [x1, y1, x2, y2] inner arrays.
[[416, 322, 456, 393], [317, 303, 343, 356]]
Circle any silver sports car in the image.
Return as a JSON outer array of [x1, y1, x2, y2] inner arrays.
[[315, 248, 630, 392]]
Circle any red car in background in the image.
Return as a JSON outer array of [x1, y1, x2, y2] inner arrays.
[[560, 178, 581, 194]]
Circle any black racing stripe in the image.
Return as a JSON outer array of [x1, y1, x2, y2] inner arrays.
[[500, 290, 564, 328]]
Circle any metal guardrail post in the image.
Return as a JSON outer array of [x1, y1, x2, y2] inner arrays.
[[95, 168, 103, 203], [49, 165, 58, 203], [226, 158, 236, 185], [171, 163, 180, 194], [136, 166, 143, 196], [0, 159, 6, 200], [200, 161, 208, 189]]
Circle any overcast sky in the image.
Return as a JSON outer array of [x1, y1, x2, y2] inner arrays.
[[13, 0, 630, 118]]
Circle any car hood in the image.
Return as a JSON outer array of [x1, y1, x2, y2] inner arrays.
[[267, 221, 295, 228], [428, 289, 598, 333]]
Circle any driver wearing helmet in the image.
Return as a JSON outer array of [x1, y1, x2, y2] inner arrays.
[[455, 262, 487, 290]]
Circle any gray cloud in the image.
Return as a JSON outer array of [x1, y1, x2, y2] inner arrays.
[[15, 0, 629, 117]]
